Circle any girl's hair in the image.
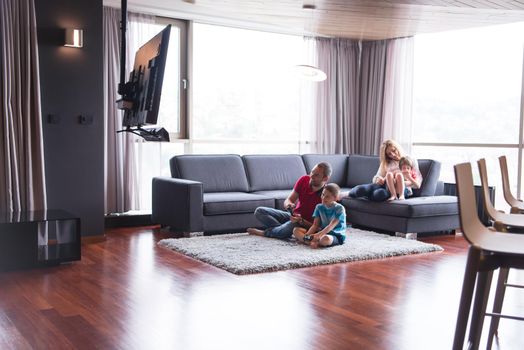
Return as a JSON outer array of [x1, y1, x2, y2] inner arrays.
[[399, 156, 414, 169], [324, 183, 340, 198], [379, 139, 405, 165]]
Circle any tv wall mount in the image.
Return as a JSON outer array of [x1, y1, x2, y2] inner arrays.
[[115, 0, 170, 142]]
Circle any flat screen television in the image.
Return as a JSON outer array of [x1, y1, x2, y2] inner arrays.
[[121, 25, 171, 128]]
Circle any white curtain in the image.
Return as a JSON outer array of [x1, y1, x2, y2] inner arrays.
[[103, 7, 156, 214], [382, 37, 415, 154], [310, 36, 414, 156], [0, 0, 46, 212], [309, 37, 360, 154], [359, 40, 388, 155]]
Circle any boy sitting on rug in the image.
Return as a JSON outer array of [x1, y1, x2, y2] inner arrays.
[[293, 183, 346, 248]]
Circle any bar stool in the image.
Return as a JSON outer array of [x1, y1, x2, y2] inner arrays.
[[477, 158, 524, 231], [477, 158, 524, 349], [452, 162, 524, 350], [499, 155, 524, 214]]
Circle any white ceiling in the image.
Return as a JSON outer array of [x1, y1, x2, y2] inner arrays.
[[104, 0, 524, 40]]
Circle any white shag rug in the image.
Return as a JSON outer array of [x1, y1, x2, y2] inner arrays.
[[158, 228, 443, 275]]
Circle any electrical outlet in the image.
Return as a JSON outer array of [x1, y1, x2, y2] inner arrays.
[[47, 114, 60, 124]]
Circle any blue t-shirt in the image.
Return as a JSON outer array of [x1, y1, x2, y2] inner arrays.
[[312, 202, 347, 241]]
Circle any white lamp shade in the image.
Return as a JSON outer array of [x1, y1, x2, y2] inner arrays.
[[294, 64, 327, 82], [64, 29, 83, 48]]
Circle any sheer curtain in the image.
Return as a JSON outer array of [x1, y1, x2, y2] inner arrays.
[[309, 37, 360, 154], [0, 0, 46, 212], [103, 7, 156, 214], [311, 36, 414, 156], [359, 40, 388, 155], [381, 37, 414, 154]]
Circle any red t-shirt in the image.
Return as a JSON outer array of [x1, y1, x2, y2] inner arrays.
[[292, 175, 323, 223]]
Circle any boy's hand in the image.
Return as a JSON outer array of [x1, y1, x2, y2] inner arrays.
[[376, 176, 385, 185]]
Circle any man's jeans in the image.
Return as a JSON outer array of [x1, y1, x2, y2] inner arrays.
[[254, 207, 297, 239]]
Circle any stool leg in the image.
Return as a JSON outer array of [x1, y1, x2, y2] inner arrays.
[[453, 247, 481, 350], [468, 269, 493, 349], [487, 268, 509, 350]]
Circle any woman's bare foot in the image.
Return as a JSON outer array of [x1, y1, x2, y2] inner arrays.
[[398, 195, 405, 200], [387, 196, 396, 202], [247, 228, 265, 236]]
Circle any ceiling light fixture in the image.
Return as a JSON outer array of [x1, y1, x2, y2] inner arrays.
[[295, 2, 327, 82], [294, 64, 327, 82]]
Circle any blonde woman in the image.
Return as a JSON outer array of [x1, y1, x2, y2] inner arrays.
[[373, 140, 405, 201], [349, 139, 413, 202]]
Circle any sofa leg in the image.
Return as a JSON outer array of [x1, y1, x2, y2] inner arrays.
[[395, 232, 417, 240]]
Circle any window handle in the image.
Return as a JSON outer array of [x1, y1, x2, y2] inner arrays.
[[182, 79, 188, 90]]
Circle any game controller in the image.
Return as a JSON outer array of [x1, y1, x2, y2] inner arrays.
[[303, 234, 313, 242]]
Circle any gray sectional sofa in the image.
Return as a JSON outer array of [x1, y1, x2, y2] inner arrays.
[[152, 154, 459, 235]]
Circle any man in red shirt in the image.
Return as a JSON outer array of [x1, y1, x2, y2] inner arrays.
[[247, 162, 333, 239]]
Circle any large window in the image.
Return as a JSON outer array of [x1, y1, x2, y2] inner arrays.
[[191, 23, 305, 153], [412, 22, 524, 209]]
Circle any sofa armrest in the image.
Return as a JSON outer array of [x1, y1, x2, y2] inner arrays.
[[152, 177, 204, 232], [415, 160, 441, 197], [434, 181, 445, 196]]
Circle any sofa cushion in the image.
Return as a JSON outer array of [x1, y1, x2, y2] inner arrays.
[[341, 195, 458, 218], [203, 192, 274, 216], [252, 189, 293, 209], [302, 154, 349, 187], [243, 155, 306, 191], [347, 155, 380, 187], [170, 155, 249, 193]]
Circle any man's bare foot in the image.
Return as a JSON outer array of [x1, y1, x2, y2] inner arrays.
[[247, 228, 265, 236]]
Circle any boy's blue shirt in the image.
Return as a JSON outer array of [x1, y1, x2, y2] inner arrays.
[[312, 202, 346, 238]]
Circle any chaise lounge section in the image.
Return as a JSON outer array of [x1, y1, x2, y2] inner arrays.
[[152, 154, 459, 236]]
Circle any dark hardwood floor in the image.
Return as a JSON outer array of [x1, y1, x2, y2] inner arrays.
[[1, 227, 523, 349]]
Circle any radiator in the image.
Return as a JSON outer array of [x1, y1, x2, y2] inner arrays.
[[443, 182, 495, 226]]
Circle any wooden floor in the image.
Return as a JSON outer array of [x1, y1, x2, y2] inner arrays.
[[1, 227, 523, 350]]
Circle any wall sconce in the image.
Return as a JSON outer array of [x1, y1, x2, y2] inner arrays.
[[64, 29, 83, 48]]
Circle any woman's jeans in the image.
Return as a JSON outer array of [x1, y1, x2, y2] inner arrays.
[[349, 183, 390, 202], [253, 207, 297, 239]]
